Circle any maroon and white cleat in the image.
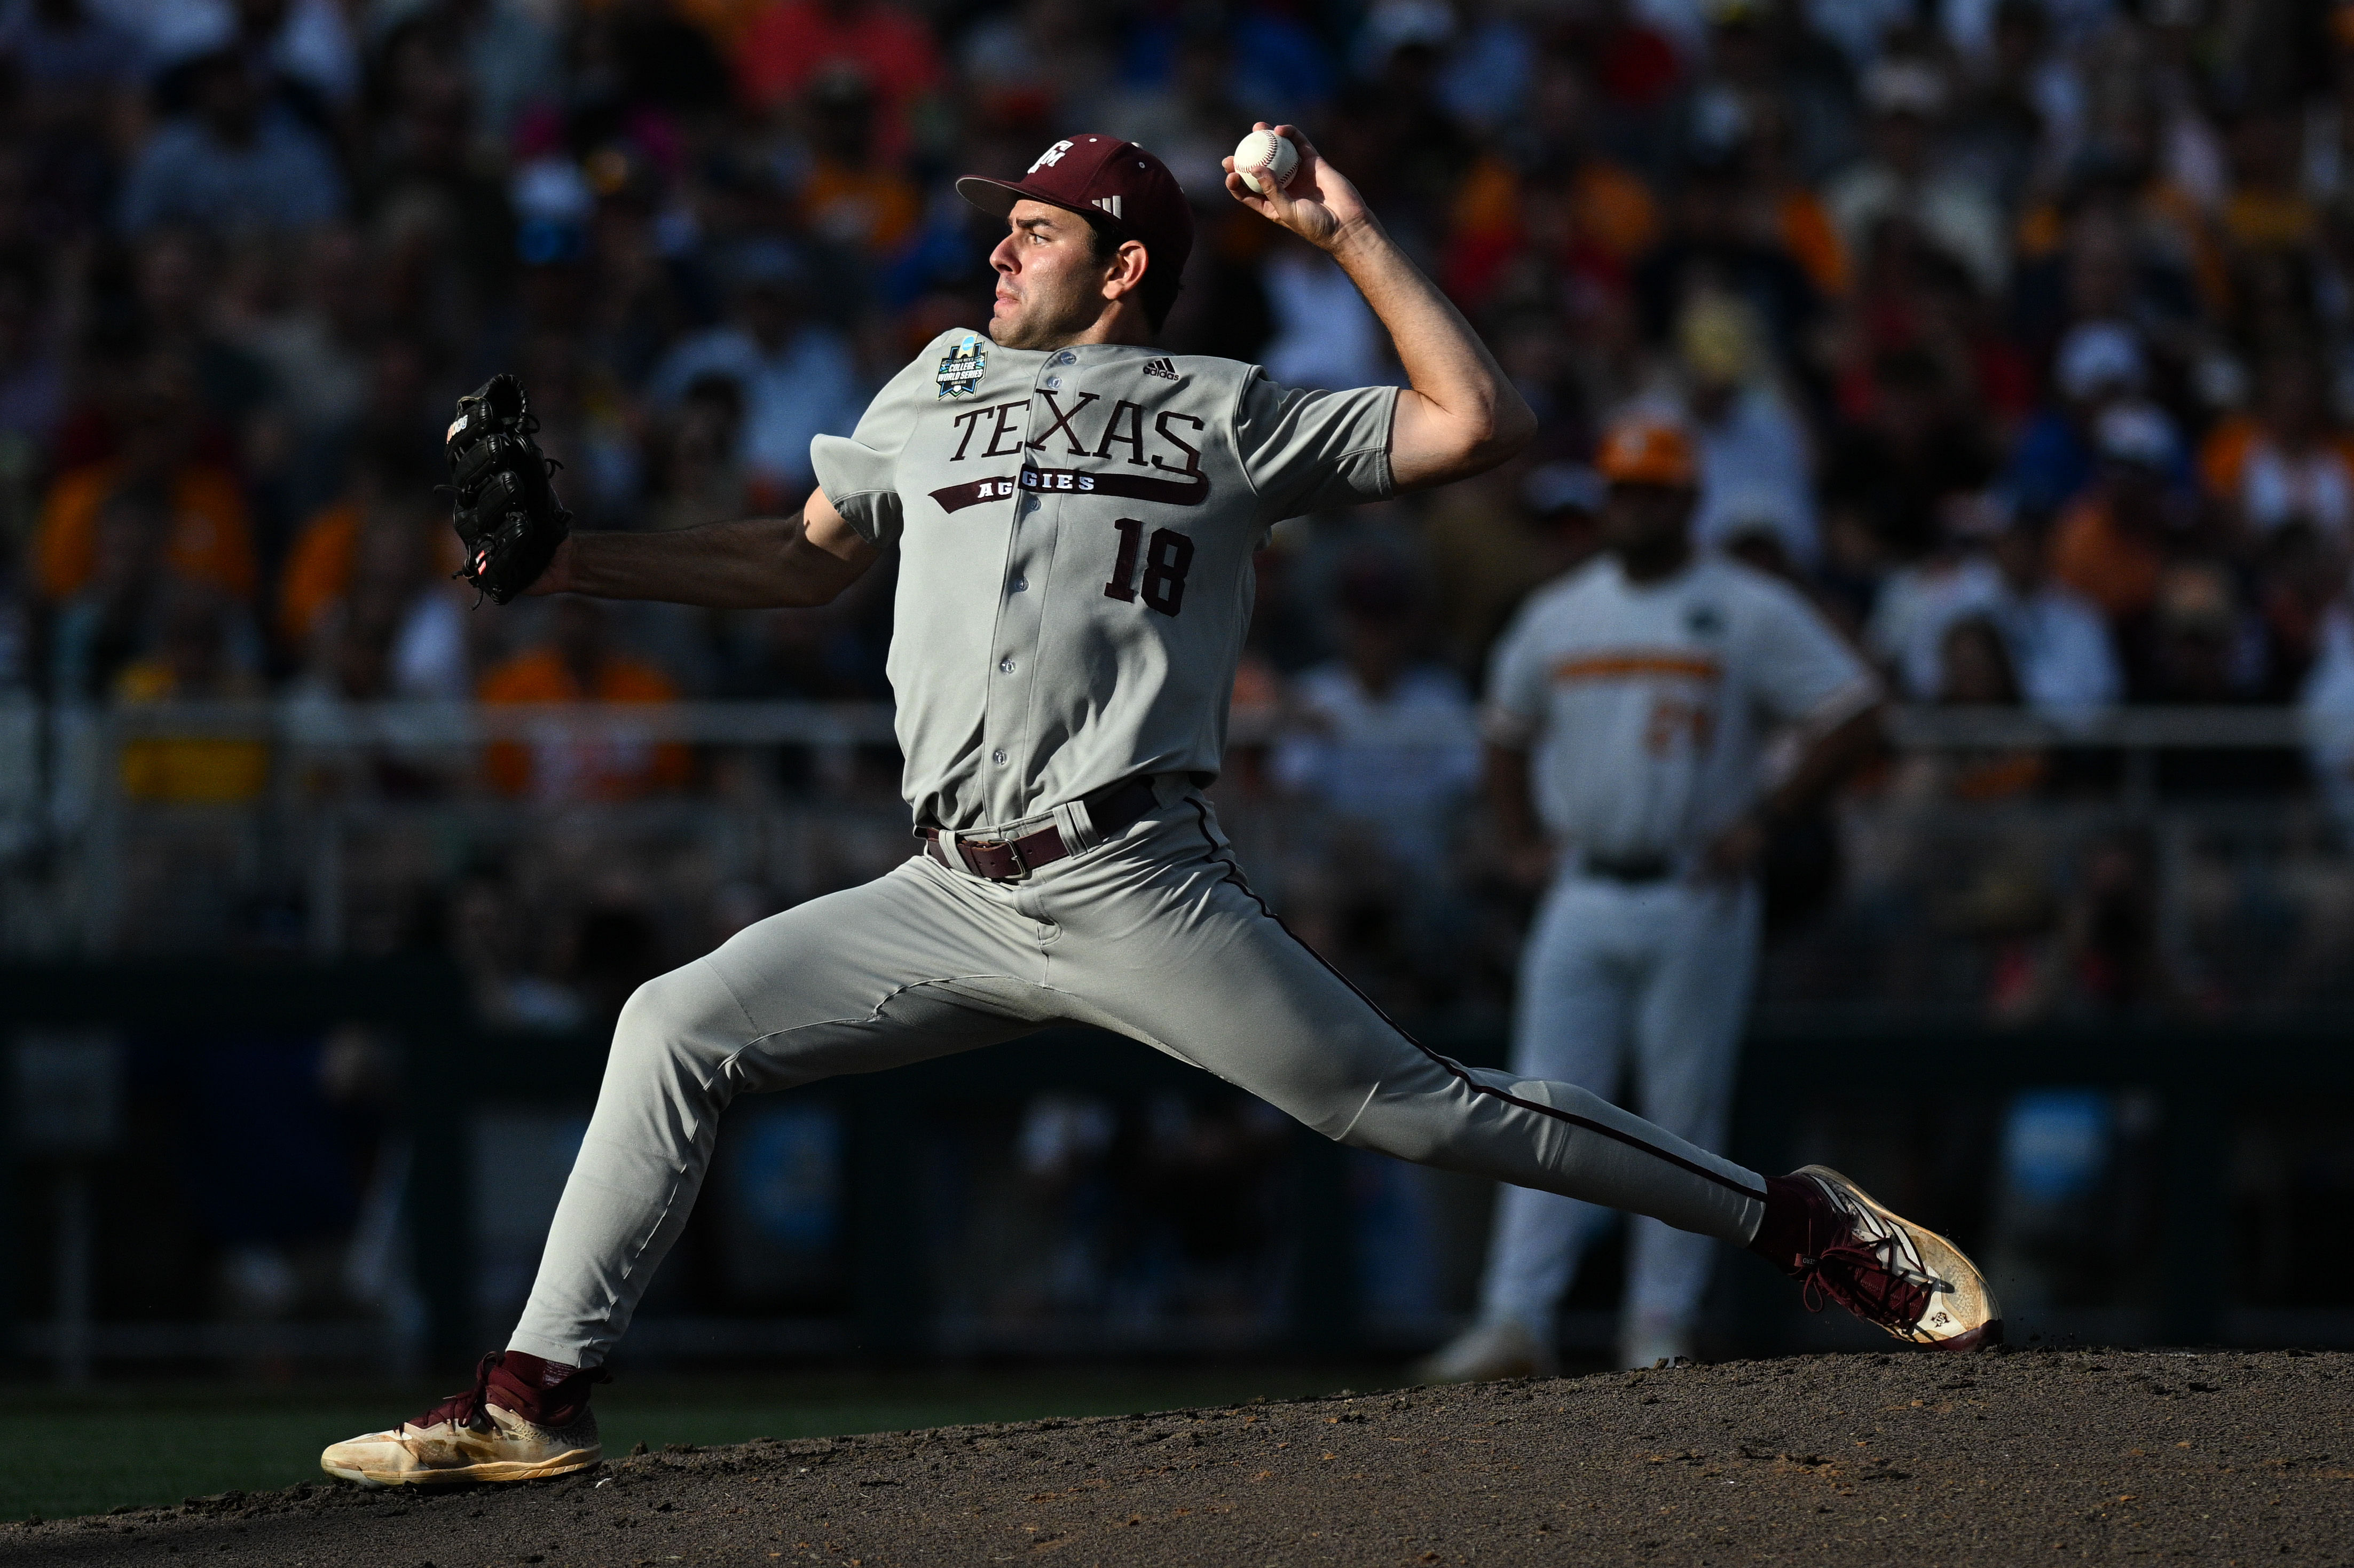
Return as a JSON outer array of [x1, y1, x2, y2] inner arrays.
[[1753, 1165, 2002, 1351], [320, 1351, 607, 1487]]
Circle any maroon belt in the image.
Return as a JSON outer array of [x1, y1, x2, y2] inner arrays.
[[918, 776, 1161, 881]]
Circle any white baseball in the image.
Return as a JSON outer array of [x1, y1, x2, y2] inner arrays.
[[1234, 129, 1300, 195]]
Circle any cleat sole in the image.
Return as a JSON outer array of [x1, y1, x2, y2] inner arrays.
[[1934, 1318, 2004, 1353], [322, 1449, 600, 1487]]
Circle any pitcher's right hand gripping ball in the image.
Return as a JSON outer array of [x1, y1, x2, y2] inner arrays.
[[1232, 127, 1298, 194], [446, 373, 570, 604]]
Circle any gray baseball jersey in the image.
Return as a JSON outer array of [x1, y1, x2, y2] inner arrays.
[[812, 327, 1398, 831]]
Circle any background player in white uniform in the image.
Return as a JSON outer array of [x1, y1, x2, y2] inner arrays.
[[1420, 415, 1887, 1381], [321, 130, 1995, 1490]]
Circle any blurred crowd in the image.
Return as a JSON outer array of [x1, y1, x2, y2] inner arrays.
[[15, 0, 2354, 742], [14, 0, 2354, 1006], [21, 0, 2354, 1352]]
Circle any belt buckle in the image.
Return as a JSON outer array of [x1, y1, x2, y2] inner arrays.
[[964, 834, 1030, 882]]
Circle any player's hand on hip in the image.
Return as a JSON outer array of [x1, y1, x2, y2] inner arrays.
[[1223, 124, 1368, 253], [1499, 835, 1556, 892], [1699, 813, 1768, 883]]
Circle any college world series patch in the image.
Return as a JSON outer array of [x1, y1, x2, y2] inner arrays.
[[935, 333, 987, 399]]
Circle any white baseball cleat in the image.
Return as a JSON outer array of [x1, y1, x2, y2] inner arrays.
[[1764, 1165, 2002, 1351], [321, 1352, 603, 1487], [321, 1404, 600, 1488], [1411, 1318, 1560, 1384]]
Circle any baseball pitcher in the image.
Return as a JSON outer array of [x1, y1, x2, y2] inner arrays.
[[1420, 414, 1887, 1383], [324, 127, 1996, 1489]]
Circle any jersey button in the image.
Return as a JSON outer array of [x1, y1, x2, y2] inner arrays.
[[1052, 351, 1076, 366], [1043, 375, 1062, 389], [1009, 576, 1027, 592], [998, 658, 1015, 673], [991, 748, 1007, 765]]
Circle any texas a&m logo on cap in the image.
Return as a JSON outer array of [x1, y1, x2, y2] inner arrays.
[[954, 135, 1196, 295]]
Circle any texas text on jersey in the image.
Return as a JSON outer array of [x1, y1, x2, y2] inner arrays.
[[816, 330, 1395, 831]]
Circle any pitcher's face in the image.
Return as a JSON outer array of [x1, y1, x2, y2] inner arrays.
[[988, 201, 1114, 350]]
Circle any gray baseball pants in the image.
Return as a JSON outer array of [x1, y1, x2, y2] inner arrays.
[[1479, 873, 1762, 1350], [507, 784, 1769, 1368]]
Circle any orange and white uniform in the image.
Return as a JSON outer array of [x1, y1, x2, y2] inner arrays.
[[1475, 548, 1875, 1359], [1484, 554, 1875, 866]]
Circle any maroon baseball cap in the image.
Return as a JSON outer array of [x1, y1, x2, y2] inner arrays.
[[956, 135, 1194, 293]]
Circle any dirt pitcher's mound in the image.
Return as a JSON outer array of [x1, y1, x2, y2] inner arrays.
[[9, 1350, 2352, 1566]]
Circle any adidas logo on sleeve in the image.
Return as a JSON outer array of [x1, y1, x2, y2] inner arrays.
[[1140, 357, 1180, 382]]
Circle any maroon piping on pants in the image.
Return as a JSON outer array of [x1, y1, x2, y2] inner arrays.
[[1184, 800, 1770, 1207]]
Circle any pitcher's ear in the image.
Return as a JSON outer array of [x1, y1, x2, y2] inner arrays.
[[1106, 238, 1148, 298]]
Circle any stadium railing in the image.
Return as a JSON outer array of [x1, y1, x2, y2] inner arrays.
[[9, 694, 2353, 750], [2, 695, 2343, 948]]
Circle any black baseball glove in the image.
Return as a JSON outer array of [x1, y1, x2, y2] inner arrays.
[[446, 373, 571, 604]]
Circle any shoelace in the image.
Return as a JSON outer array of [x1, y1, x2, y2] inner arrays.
[[1786, 1185, 1953, 1334], [1797, 1234, 1940, 1333], [409, 1350, 509, 1433], [407, 1351, 610, 1433]]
